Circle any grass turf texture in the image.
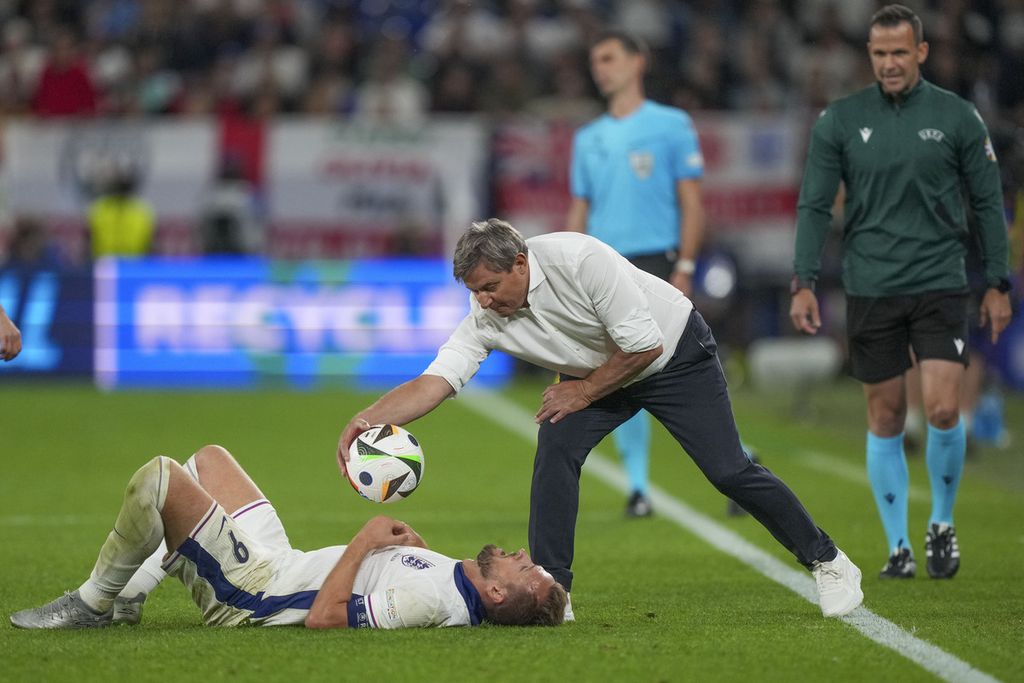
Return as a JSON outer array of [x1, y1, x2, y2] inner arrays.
[[1, 379, 1022, 682]]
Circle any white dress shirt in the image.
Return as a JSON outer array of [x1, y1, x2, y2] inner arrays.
[[424, 232, 694, 393]]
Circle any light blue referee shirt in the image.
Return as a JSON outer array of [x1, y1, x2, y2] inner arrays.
[[570, 100, 704, 257]]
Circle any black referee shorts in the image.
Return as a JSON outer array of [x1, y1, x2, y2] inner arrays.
[[846, 290, 970, 384], [627, 250, 675, 282]]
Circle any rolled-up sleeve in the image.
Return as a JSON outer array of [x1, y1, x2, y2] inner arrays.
[[577, 243, 664, 353], [422, 313, 492, 395]]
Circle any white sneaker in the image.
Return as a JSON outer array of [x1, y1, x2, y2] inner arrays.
[[812, 549, 864, 617], [563, 592, 575, 622]]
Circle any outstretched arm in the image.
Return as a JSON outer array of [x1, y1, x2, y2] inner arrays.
[[338, 374, 454, 469], [305, 516, 423, 629]]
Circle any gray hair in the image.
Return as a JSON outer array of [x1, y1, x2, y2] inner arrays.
[[452, 218, 528, 283]]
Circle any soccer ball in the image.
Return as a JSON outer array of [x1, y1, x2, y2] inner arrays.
[[346, 424, 424, 503]]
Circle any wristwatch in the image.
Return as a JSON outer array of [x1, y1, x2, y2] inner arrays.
[[988, 277, 1012, 293], [674, 258, 696, 275], [790, 275, 816, 295]]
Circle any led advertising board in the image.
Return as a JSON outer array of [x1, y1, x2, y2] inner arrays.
[[94, 258, 511, 389]]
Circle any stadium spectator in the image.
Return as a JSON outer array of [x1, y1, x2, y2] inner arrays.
[[30, 26, 97, 117], [133, 44, 182, 115], [565, 29, 707, 518], [309, 18, 359, 81], [339, 219, 865, 622], [0, 18, 47, 114], [4, 214, 63, 269], [351, 36, 428, 127], [493, 0, 583, 66], [198, 158, 264, 255], [477, 58, 537, 117], [790, 5, 1012, 581], [10, 444, 566, 629], [430, 59, 479, 113], [525, 49, 601, 121], [0, 0, 1015, 133], [790, 5, 861, 107], [232, 19, 309, 113], [679, 17, 730, 110], [88, 167, 154, 258], [420, 0, 506, 64]]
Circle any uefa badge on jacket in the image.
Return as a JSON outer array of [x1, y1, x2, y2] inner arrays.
[[629, 151, 653, 179], [984, 137, 997, 162]]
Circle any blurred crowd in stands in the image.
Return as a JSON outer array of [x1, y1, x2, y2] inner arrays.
[[1, 0, 1022, 128], [1, 0, 1023, 267]]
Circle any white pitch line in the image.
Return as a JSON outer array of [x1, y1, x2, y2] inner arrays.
[[0, 514, 109, 527], [795, 450, 929, 502], [462, 390, 1001, 683]]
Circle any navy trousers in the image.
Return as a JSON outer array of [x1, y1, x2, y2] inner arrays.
[[528, 311, 837, 591]]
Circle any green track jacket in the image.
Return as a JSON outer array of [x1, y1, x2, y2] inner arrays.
[[794, 79, 1009, 296]]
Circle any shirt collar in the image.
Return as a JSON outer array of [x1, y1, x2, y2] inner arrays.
[[527, 249, 546, 294], [453, 562, 486, 626], [876, 77, 926, 105]]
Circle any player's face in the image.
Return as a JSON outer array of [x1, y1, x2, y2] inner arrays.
[[462, 254, 530, 318], [867, 22, 928, 96], [477, 545, 557, 596], [589, 39, 643, 99]]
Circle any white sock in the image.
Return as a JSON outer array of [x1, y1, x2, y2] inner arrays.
[[115, 453, 201, 602], [78, 456, 171, 612], [117, 540, 167, 600]]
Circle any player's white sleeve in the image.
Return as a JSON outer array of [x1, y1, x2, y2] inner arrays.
[[347, 580, 443, 629]]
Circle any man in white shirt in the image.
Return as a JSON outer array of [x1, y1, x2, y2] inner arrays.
[[10, 444, 565, 630], [338, 219, 864, 619]]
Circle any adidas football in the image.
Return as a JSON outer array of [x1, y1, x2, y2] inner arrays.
[[346, 424, 425, 503]]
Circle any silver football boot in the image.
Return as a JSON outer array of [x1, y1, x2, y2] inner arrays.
[[112, 592, 146, 626], [10, 590, 113, 629]]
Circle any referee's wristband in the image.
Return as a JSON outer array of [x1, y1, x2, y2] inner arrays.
[[674, 258, 696, 275], [790, 275, 816, 294], [988, 277, 1012, 293]]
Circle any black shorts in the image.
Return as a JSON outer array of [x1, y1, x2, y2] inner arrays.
[[627, 250, 675, 282], [846, 290, 969, 384]]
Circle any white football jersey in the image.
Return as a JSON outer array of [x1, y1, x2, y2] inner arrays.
[[164, 501, 485, 628], [257, 544, 486, 628]]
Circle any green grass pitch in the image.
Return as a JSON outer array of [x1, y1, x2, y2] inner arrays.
[[1, 378, 1022, 682]]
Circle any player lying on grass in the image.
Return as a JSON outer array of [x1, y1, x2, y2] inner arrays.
[[10, 445, 566, 630]]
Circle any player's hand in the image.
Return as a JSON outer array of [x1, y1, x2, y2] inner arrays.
[[670, 271, 692, 295], [536, 380, 592, 424], [357, 515, 418, 550], [337, 417, 372, 473], [0, 314, 21, 362], [979, 289, 1012, 343], [789, 289, 821, 335]]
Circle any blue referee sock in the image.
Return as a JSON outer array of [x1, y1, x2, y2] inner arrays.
[[612, 411, 650, 496], [866, 431, 909, 554], [925, 421, 965, 526]]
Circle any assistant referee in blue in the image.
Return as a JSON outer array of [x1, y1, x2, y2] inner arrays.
[[566, 29, 705, 518]]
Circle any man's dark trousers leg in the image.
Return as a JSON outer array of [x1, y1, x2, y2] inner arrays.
[[529, 311, 836, 592]]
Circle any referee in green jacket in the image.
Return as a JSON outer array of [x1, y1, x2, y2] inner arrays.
[[790, 4, 1012, 581]]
